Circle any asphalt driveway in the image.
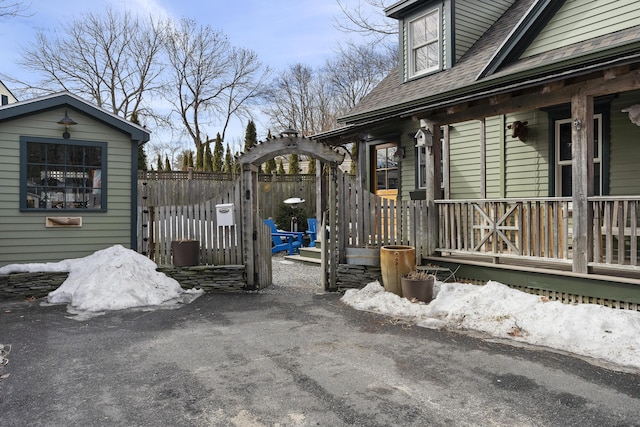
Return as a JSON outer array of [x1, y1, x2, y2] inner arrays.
[[1, 273, 640, 426]]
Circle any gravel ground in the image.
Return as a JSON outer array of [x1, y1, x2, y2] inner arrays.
[[262, 253, 324, 295]]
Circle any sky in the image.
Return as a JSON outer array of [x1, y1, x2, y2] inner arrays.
[[0, 0, 388, 146], [1, 245, 640, 374]]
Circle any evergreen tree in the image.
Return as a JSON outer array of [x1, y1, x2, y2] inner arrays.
[[244, 120, 262, 172], [188, 150, 195, 169], [233, 152, 241, 174], [350, 143, 357, 175], [277, 158, 285, 175], [164, 155, 172, 172], [265, 157, 277, 174], [223, 144, 233, 173], [244, 120, 257, 151], [212, 133, 224, 172], [196, 140, 204, 171], [203, 140, 213, 172], [307, 156, 316, 174], [130, 111, 147, 171], [156, 154, 163, 171], [288, 153, 300, 174], [181, 150, 190, 171]]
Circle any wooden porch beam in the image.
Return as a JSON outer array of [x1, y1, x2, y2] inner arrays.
[[413, 68, 640, 124], [571, 94, 594, 274]]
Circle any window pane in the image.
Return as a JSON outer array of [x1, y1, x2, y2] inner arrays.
[[561, 165, 572, 197], [411, 18, 427, 45], [594, 118, 600, 159], [377, 149, 387, 168], [376, 170, 386, 190], [67, 145, 84, 165], [388, 168, 398, 189], [558, 122, 572, 161], [424, 12, 438, 40], [47, 144, 65, 165], [27, 142, 45, 163], [85, 146, 102, 167], [414, 43, 438, 72]]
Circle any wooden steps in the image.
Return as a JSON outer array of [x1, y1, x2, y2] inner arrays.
[[285, 240, 322, 265]]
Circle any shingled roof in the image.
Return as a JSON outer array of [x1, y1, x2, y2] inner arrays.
[[337, 0, 640, 127]]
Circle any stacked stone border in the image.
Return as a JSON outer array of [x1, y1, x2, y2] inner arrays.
[[0, 265, 247, 301]]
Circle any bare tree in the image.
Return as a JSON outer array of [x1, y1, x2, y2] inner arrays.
[[164, 18, 269, 149], [0, 0, 30, 17], [325, 42, 396, 114], [334, 0, 397, 45], [13, 7, 166, 124], [263, 63, 337, 136]]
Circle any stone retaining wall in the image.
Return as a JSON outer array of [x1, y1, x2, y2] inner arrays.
[[157, 265, 246, 292], [0, 272, 68, 300], [0, 265, 247, 301], [337, 264, 381, 290]]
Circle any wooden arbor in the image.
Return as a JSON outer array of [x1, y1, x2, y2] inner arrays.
[[237, 132, 344, 290]]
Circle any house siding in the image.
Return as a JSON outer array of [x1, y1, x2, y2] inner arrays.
[[454, 0, 515, 62], [0, 108, 134, 267], [485, 116, 504, 198], [449, 120, 482, 199], [521, 0, 640, 58], [609, 91, 640, 196], [504, 110, 549, 197], [444, 111, 549, 200]]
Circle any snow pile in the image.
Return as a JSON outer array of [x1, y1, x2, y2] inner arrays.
[[0, 245, 202, 319], [342, 281, 640, 371]]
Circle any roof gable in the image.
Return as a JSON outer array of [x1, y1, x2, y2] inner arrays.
[[0, 91, 150, 143], [338, 0, 640, 126], [478, 0, 563, 78]]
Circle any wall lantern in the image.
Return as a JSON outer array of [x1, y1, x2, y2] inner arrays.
[[57, 110, 77, 139], [414, 127, 433, 147]]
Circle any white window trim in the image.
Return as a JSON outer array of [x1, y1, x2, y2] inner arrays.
[[555, 114, 602, 196], [407, 7, 441, 79]]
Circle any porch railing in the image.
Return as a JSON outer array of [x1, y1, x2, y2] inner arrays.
[[435, 197, 640, 271], [591, 197, 640, 268]]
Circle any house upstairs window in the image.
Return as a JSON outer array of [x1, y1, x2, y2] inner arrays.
[[21, 138, 106, 211], [408, 8, 440, 78]]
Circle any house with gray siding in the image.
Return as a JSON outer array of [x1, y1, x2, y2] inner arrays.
[[0, 91, 150, 267], [315, 0, 640, 305]]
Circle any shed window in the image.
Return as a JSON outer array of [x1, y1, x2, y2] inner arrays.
[[21, 138, 107, 211], [408, 8, 440, 78]]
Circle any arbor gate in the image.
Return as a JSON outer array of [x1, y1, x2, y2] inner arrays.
[[237, 132, 344, 290]]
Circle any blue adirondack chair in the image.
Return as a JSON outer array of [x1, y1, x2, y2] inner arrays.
[[264, 218, 304, 255], [306, 218, 318, 247]]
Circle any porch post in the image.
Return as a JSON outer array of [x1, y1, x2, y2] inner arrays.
[[424, 122, 441, 256], [571, 94, 594, 274], [242, 164, 259, 289], [327, 164, 339, 291]]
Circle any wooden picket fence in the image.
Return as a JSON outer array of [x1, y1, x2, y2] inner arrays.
[[138, 175, 245, 266], [337, 171, 430, 260]]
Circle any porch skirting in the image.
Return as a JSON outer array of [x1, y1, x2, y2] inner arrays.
[[425, 255, 640, 311]]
